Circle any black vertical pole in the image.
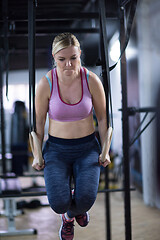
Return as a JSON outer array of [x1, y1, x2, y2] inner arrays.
[[2, 0, 9, 100], [99, 0, 111, 239], [0, 55, 6, 174], [0, 0, 8, 174], [28, 0, 36, 132], [120, 7, 132, 240]]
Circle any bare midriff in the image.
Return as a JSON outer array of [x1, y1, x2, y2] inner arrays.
[[48, 113, 95, 139]]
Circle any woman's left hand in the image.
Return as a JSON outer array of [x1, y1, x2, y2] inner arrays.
[[32, 158, 45, 171], [99, 153, 111, 167]]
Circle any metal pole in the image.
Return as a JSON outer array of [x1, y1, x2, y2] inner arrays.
[[99, 0, 112, 239], [0, 55, 6, 174], [0, 12, 118, 23], [28, 0, 36, 132], [0, 0, 8, 174], [120, 7, 132, 240]]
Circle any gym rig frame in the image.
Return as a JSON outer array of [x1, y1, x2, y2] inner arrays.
[[1, 1, 154, 240]]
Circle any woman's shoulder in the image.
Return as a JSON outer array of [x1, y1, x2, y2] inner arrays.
[[82, 67, 103, 95], [37, 69, 53, 91], [83, 67, 101, 85], [45, 69, 53, 79]]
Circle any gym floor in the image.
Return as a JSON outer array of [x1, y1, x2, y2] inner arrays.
[[0, 177, 160, 240]]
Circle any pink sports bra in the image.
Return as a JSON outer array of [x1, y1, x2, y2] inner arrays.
[[48, 67, 93, 122]]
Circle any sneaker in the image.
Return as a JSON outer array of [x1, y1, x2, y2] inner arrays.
[[59, 214, 74, 240], [75, 212, 90, 227]]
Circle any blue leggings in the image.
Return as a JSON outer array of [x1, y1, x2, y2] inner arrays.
[[43, 133, 101, 218]]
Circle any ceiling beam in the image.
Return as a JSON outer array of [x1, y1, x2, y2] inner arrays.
[[0, 11, 118, 23]]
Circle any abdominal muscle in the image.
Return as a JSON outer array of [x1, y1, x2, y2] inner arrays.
[[48, 113, 95, 139]]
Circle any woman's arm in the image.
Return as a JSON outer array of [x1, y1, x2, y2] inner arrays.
[[32, 74, 51, 170], [35, 76, 50, 146], [88, 71, 111, 167]]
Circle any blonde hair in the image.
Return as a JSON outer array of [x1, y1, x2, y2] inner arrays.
[[52, 32, 80, 56]]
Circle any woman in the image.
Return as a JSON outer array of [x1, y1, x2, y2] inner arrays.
[[32, 32, 111, 240]]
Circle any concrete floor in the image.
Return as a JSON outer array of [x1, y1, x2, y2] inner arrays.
[[0, 177, 160, 240]]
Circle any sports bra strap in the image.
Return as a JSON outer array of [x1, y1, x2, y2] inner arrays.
[[86, 69, 89, 83], [45, 74, 52, 92]]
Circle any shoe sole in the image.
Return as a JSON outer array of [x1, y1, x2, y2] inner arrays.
[[86, 212, 90, 223], [59, 214, 63, 240]]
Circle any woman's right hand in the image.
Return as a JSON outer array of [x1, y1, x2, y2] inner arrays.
[[99, 153, 111, 167], [32, 158, 45, 171]]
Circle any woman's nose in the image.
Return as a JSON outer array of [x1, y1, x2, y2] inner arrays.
[[66, 60, 72, 66]]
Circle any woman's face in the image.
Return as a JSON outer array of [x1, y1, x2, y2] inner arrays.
[[53, 46, 81, 76]]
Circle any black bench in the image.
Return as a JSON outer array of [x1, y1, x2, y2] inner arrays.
[[0, 174, 46, 236]]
